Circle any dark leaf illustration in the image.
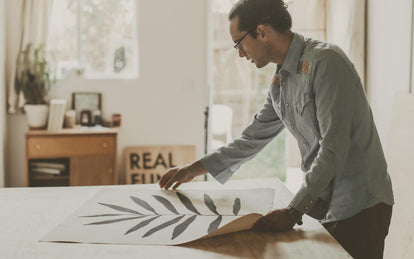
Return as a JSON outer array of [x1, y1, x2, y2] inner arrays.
[[85, 216, 146, 225], [142, 215, 185, 238], [80, 214, 129, 218], [130, 196, 158, 214], [153, 195, 179, 214], [98, 202, 142, 215], [233, 198, 241, 215], [125, 215, 161, 235], [176, 192, 201, 215], [208, 215, 222, 234], [171, 215, 197, 240], [84, 192, 243, 239], [204, 193, 219, 215]]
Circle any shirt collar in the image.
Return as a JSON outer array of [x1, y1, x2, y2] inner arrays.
[[279, 33, 305, 75]]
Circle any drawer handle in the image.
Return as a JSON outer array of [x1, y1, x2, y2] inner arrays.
[[102, 142, 108, 148], [107, 168, 113, 174], [35, 144, 41, 150]]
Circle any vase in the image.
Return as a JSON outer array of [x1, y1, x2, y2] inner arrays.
[[24, 104, 49, 130]]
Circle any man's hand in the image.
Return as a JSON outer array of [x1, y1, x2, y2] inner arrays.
[[159, 160, 207, 190], [251, 208, 296, 232]]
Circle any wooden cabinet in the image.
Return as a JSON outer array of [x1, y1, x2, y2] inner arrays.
[[25, 128, 118, 187]]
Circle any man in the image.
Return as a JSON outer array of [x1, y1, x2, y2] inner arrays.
[[159, 0, 394, 258]]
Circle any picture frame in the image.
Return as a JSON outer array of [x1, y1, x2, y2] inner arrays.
[[80, 110, 92, 127], [72, 92, 102, 124]]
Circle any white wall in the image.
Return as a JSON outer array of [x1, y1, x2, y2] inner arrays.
[[0, 0, 6, 187], [367, 1, 414, 258], [6, 0, 209, 186], [366, 0, 413, 147]]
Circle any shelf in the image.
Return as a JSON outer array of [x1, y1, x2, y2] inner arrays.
[[30, 173, 69, 181], [28, 158, 70, 187]]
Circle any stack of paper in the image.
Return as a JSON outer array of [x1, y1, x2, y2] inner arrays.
[[47, 99, 67, 131]]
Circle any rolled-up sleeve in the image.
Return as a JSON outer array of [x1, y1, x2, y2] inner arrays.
[[289, 50, 357, 214], [200, 90, 285, 184]]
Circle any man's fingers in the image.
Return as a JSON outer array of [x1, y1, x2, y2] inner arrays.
[[159, 170, 173, 188], [163, 178, 176, 190], [163, 173, 182, 190], [172, 181, 182, 190]]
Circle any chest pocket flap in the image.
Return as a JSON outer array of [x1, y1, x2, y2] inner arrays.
[[295, 92, 312, 116]]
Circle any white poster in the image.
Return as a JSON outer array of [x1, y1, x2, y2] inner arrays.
[[41, 188, 275, 245]]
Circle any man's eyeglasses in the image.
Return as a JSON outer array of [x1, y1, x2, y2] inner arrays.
[[233, 32, 249, 50]]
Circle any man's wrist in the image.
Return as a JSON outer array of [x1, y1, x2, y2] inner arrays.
[[187, 160, 208, 177], [287, 206, 303, 225]]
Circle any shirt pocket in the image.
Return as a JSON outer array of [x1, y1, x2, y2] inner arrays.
[[295, 92, 312, 116], [294, 92, 319, 138]]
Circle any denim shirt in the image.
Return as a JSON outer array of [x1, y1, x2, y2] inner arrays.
[[200, 33, 394, 223]]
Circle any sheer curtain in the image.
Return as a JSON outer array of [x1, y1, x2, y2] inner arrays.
[[5, 0, 54, 114], [326, 0, 366, 87], [0, 0, 5, 187]]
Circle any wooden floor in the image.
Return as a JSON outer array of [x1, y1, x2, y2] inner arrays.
[[0, 178, 350, 258]]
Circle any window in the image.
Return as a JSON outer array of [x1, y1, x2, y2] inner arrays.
[[210, 0, 286, 181], [47, 0, 138, 79]]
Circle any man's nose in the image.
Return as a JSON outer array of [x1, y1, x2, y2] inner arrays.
[[238, 48, 245, 58]]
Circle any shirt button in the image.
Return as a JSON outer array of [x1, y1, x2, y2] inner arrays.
[[291, 124, 296, 129], [304, 206, 309, 210], [285, 103, 289, 107], [282, 81, 286, 86], [310, 200, 314, 204]]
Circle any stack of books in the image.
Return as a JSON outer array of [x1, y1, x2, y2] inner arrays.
[[31, 161, 66, 175], [47, 99, 67, 131]]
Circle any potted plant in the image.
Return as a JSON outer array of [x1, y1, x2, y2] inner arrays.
[[15, 43, 56, 129]]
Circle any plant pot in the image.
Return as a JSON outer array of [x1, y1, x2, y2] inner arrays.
[[24, 104, 49, 130]]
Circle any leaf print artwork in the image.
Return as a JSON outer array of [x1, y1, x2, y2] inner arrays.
[[204, 194, 219, 215], [153, 195, 179, 214], [130, 196, 158, 214], [41, 188, 275, 245], [142, 215, 186, 238], [208, 216, 222, 234], [98, 202, 142, 215], [85, 216, 147, 225], [233, 198, 241, 216], [125, 216, 160, 235], [176, 192, 201, 215], [172, 215, 197, 240]]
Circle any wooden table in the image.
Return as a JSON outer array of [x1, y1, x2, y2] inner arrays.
[[0, 178, 350, 258]]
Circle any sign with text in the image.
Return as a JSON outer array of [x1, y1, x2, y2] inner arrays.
[[124, 145, 196, 184]]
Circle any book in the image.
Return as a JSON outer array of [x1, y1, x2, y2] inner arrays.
[[31, 162, 65, 171], [31, 167, 62, 175], [47, 99, 67, 131]]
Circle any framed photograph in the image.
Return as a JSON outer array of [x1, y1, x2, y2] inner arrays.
[[72, 92, 102, 124]]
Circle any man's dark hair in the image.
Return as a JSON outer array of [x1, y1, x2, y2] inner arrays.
[[228, 0, 292, 37]]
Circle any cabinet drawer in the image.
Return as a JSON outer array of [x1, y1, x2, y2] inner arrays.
[[27, 135, 116, 158]]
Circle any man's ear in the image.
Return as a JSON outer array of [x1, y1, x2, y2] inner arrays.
[[256, 24, 266, 39]]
